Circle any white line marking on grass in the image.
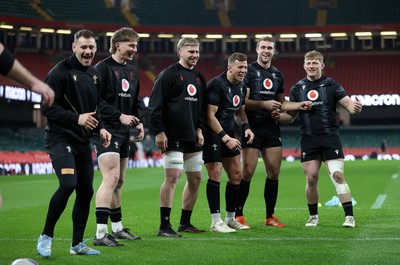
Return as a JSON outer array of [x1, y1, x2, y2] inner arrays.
[[371, 194, 387, 209], [391, 174, 398, 180], [3, 237, 400, 242]]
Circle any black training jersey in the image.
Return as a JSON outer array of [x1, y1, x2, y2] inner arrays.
[[42, 55, 103, 147], [148, 62, 206, 142], [244, 62, 284, 128], [289, 76, 347, 136], [95, 56, 143, 140], [206, 72, 246, 134]]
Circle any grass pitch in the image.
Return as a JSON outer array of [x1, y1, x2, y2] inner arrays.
[[1, 159, 400, 265]]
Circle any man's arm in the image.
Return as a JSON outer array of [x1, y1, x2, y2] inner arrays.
[[339, 96, 362, 115], [243, 87, 282, 111], [0, 43, 54, 106], [207, 104, 242, 151]]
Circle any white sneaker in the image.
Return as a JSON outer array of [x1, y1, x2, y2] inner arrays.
[[342, 216, 355, 228], [305, 215, 319, 227], [227, 219, 250, 230], [210, 221, 236, 233]]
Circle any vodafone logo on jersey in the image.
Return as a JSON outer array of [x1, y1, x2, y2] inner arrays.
[[122, 79, 130, 92], [187, 84, 197, 96], [233, 95, 240, 107], [307, 90, 319, 101], [263, 78, 273, 90]]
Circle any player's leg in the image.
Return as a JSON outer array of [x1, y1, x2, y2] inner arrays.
[[111, 157, 141, 240], [71, 151, 100, 255], [235, 147, 258, 225], [37, 142, 78, 257], [158, 151, 183, 237], [325, 159, 355, 228], [262, 146, 285, 227], [223, 155, 250, 230], [205, 162, 235, 233], [178, 151, 205, 233], [303, 159, 322, 227], [94, 152, 123, 246]]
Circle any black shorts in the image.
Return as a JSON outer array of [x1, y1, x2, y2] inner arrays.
[[164, 140, 202, 154], [241, 124, 282, 150], [92, 135, 129, 159], [47, 140, 92, 163], [300, 133, 344, 162], [203, 133, 240, 164]]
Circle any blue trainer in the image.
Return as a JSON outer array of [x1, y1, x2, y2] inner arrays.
[[325, 195, 340, 206], [37, 234, 52, 258], [70, 242, 100, 255]]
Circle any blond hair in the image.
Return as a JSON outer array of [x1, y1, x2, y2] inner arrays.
[[109, 27, 139, 54], [304, 50, 324, 63], [177, 37, 199, 50]]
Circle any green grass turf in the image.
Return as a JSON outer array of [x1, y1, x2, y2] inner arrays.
[[1, 159, 400, 264]]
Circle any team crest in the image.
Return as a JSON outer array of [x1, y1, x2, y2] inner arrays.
[[307, 90, 319, 101], [187, 84, 196, 96], [122, 79, 130, 92], [263, 78, 273, 90], [233, 95, 240, 107]]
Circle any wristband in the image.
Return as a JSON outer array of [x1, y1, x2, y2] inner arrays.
[[241, 123, 250, 131], [0, 48, 15, 75], [217, 130, 226, 139]]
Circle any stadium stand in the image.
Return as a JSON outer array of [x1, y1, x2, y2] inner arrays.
[[34, 0, 128, 25], [0, 0, 43, 20], [229, 0, 316, 27], [327, 1, 400, 25], [133, 0, 220, 27]]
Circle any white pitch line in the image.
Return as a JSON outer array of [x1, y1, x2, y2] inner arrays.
[[1, 237, 400, 242], [391, 174, 398, 180], [371, 194, 387, 209]]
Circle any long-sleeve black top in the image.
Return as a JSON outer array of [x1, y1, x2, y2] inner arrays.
[[42, 55, 103, 147], [148, 62, 206, 142], [95, 56, 143, 140]]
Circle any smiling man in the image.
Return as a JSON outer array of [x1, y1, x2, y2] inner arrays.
[[287, 50, 362, 228], [92, 27, 144, 246], [37, 29, 111, 258], [235, 36, 311, 229], [148, 37, 207, 237], [203, 52, 254, 233]]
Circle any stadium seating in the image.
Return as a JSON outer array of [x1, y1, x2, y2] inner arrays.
[[0, 1, 42, 19], [38, 0, 128, 24], [327, 1, 400, 25], [133, 0, 220, 27], [229, 0, 315, 27]]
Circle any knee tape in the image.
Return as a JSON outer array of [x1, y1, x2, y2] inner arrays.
[[326, 160, 350, 194], [184, 153, 203, 172], [163, 151, 184, 169]]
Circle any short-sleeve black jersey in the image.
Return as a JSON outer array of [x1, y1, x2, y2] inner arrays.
[[289, 76, 347, 136], [95, 56, 143, 140], [244, 62, 284, 128], [148, 63, 206, 142], [42, 55, 103, 147], [206, 72, 246, 134]]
